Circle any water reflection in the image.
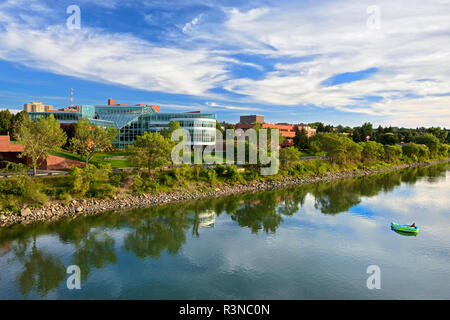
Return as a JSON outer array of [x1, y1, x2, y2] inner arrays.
[[0, 163, 447, 298], [123, 207, 190, 259], [11, 236, 65, 298], [391, 228, 418, 237]]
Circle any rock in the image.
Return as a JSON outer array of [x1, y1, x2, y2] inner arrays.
[[0, 214, 6, 220], [20, 208, 32, 217], [76, 207, 83, 212]]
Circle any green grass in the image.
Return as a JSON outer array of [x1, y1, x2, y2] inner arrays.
[[51, 150, 130, 168]]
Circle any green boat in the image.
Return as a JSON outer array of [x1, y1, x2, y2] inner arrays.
[[391, 222, 419, 234]]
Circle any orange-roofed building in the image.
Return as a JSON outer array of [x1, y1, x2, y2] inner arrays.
[[0, 135, 25, 165], [234, 117, 316, 147]]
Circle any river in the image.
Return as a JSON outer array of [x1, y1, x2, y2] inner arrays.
[[0, 163, 449, 299]]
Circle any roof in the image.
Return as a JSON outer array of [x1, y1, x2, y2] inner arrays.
[[0, 136, 25, 152]]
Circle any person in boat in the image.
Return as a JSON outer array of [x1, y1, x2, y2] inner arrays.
[[411, 222, 416, 228]]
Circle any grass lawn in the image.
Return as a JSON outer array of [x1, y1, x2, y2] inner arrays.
[[51, 150, 130, 168]]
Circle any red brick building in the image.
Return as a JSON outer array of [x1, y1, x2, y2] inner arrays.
[[0, 135, 25, 165], [234, 120, 316, 147], [0, 135, 84, 170]]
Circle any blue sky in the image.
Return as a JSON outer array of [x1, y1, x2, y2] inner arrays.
[[0, 0, 449, 127]]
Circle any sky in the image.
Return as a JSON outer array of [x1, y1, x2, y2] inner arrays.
[[0, 0, 449, 127]]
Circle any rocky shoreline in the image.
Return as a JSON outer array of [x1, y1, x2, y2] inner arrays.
[[0, 159, 448, 228]]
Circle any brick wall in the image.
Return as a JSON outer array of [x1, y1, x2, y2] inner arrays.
[[39, 155, 86, 170]]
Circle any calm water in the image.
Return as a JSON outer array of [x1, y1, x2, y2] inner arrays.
[[0, 163, 449, 299]]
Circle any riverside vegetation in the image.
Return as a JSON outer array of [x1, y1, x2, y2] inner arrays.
[[0, 114, 449, 225]]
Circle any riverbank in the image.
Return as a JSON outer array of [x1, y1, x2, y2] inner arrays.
[[0, 159, 448, 228]]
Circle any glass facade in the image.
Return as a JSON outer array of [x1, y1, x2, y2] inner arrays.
[[29, 105, 216, 149]]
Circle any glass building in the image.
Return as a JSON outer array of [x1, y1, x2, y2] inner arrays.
[[29, 103, 216, 149]]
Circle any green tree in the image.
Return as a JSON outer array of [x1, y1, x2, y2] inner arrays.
[[311, 133, 362, 164], [293, 126, 309, 150], [427, 127, 448, 143], [402, 143, 423, 162], [215, 120, 224, 135], [160, 121, 181, 140], [126, 131, 175, 173], [383, 145, 403, 163], [336, 125, 353, 134], [362, 122, 374, 139], [437, 144, 448, 158], [353, 122, 373, 142], [414, 133, 440, 156], [70, 118, 118, 165], [360, 141, 385, 165], [71, 164, 117, 198], [308, 122, 322, 130], [0, 109, 13, 135], [16, 115, 67, 176], [417, 144, 430, 161], [11, 110, 29, 138], [280, 146, 301, 170], [379, 132, 399, 145]]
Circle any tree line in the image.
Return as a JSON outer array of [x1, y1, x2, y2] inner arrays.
[[307, 121, 449, 144]]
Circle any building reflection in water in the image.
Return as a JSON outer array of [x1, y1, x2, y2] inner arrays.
[[198, 210, 216, 228]]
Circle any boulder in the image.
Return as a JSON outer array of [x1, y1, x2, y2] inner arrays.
[[20, 208, 32, 217]]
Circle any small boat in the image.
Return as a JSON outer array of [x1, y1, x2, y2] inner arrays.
[[391, 222, 419, 234]]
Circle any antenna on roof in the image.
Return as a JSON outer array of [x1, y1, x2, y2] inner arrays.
[[70, 88, 74, 107]]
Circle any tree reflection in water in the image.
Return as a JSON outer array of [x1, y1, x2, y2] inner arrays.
[[11, 235, 65, 298], [0, 162, 446, 297]]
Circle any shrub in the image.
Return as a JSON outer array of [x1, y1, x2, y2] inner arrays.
[[0, 178, 26, 196], [294, 162, 306, 174], [158, 172, 174, 186], [193, 164, 202, 180], [25, 184, 48, 206], [360, 141, 385, 165], [279, 147, 301, 170], [417, 144, 430, 161], [224, 164, 242, 183], [310, 133, 362, 164], [58, 192, 70, 202], [402, 143, 421, 161], [71, 164, 117, 198], [0, 195, 20, 214], [110, 171, 131, 187], [131, 175, 145, 194], [437, 144, 449, 158], [383, 145, 402, 163], [207, 169, 218, 185], [0, 172, 48, 208], [214, 164, 227, 177], [242, 168, 259, 181], [414, 133, 439, 156], [379, 133, 399, 145]]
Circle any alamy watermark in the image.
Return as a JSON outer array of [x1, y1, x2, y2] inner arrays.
[[366, 265, 381, 289], [170, 128, 280, 175], [66, 265, 82, 290], [66, 5, 81, 30], [366, 5, 381, 30]]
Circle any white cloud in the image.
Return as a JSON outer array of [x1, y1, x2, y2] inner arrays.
[[0, 0, 449, 125], [218, 1, 450, 126], [0, 24, 230, 96], [205, 101, 262, 111]]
